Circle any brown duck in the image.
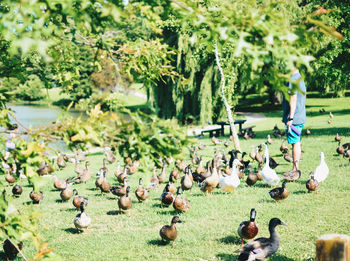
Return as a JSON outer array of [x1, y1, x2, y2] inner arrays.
[[135, 178, 149, 202], [57, 153, 66, 169], [111, 177, 128, 197], [75, 161, 92, 183], [161, 184, 175, 207], [5, 169, 16, 185], [199, 158, 220, 195], [72, 189, 88, 210], [100, 170, 111, 194], [237, 208, 259, 245], [173, 187, 190, 212], [160, 216, 182, 248], [118, 186, 132, 214], [269, 181, 289, 202], [117, 166, 129, 184], [148, 167, 159, 190], [52, 175, 68, 190], [306, 172, 319, 193], [181, 166, 193, 192], [157, 161, 167, 183], [60, 183, 74, 201], [29, 191, 43, 204], [12, 185, 23, 197]]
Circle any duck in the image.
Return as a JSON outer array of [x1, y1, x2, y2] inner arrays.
[[306, 172, 319, 193], [181, 166, 193, 192], [283, 162, 301, 182], [267, 135, 274, 145], [261, 143, 280, 187], [148, 167, 159, 190], [100, 170, 111, 194], [95, 169, 104, 189], [279, 139, 287, 153], [255, 148, 264, 165], [219, 159, 241, 194], [60, 183, 74, 201], [75, 150, 86, 162], [37, 160, 55, 176], [305, 129, 311, 135], [249, 146, 256, 161], [12, 184, 23, 197], [135, 178, 149, 202], [169, 168, 180, 181], [314, 152, 329, 183], [175, 160, 187, 173], [269, 181, 289, 202], [198, 142, 207, 150], [336, 142, 344, 155], [159, 216, 182, 248], [344, 150, 350, 158], [246, 167, 258, 186], [114, 161, 122, 179], [72, 189, 88, 210], [74, 160, 84, 176], [236, 218, 286, 261], [75, 161, 92, 183], [195, 160, 206, 175], [117, 166, 129, 184], [57, 153, 67, 169], [52, 175, 68, 190], [329, 111, 334, 118], [199, 157, 220, 195], [104, 148, 116, 164], [237, 208, 259, 245], [73, 202, 91, 233], [29, 191, 43, 204], [160, 184, 175, 207], [282, 148, 293, 163], [157, 161, 167, 184], [224, 140, 230, 148], [118, 186, 132, 214], [3, 239, 23, 261], [167, 177, 177, 195], [263, 155, 279, 169], [5, 169, 16, 185], [335, 133, 342, 142], [128, 159, 140, 174], [101, 158, 108, 175], [173, 187, 190, 212], [212, 136, 221, 145], [111, 177, 128, 197]]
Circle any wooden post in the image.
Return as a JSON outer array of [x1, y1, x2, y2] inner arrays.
[[316, 234, 350, 261]]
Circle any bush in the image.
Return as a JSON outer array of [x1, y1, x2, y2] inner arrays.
[[15, 75, 45, 101]]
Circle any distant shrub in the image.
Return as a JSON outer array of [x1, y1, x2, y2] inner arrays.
[[15, 75, 45, 101]]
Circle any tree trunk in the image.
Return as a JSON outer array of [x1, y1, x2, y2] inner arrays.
[[214, 42, 241, 152]]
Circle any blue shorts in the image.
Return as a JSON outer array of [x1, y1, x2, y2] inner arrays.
[[286, 124, 304, 144]]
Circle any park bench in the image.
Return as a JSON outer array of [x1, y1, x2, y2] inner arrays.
[[201, 120, 247, 137], [238, 125, 256, 138]]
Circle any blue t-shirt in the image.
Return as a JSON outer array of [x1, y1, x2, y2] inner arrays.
[[282, 72, 306, 125]]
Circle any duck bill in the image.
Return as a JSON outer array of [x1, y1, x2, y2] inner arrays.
[[177, 219, 183, 223], [281, 221, 287, 226]]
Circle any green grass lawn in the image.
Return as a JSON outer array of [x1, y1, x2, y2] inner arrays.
[[3, 94, 350, 260]]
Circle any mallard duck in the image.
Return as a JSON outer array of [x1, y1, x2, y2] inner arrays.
[[236, 218, 286, 261], [158, 161, 167, 183], [280, 139, 287, 153], [148, 167, 159, 190], [169, 168, 180, 181], [3, 239, 23, 261], [167, 178, 177, 195], [267, 135, 274, 145], [283, 162, 301, 182], [255, 148, 263, 165], [220, 159, 241, 194], [72, 189, 88, 210], [117, 166, 129, 184], [335, 133, 341, 142], [74, 161, 84, 176], [159, 216, 182, 248], [118, 186, 132, 214], [261, 144, 280, 187], [12, 185, 23, 197], [57, 153, 67, 169], [173, 187, 190, 212], [181, 166, 193, 192], [336, 142, 344, 155], [175, 160, 187, 172], [161, 184, 175, 207], [114, 161, 122, 179], [60, 183, 73, 201], [75, 161, 92, 183], [306, 172, 319, 193], [246, 167, 258, 186], [100, 170, 111, 194], [29, 191, 43, 204], [37, 160, 54, 176], [199, 157, 220, 195], [282, 148, 293, 163], [269, 181, 289, 202], [111, 177, 128, 197], [52, 175, 68, 190], [344, 150, 350, 158], [135, 178, 149, 202], [73, 202, 91, 233], [238, 208, 259, 245], [104, 148, 116, 164], [314, 152, 329, 183], [128, 160, 140, 174], [95, 169, 104, 189]]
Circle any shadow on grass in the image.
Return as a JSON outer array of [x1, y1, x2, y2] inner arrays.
[[156, 209, 179, 216], [218, 235, 241, 245], [63, 227, 78, 234], [216, 253, 238, 261], [269, 254, 298, 261], [107, 210, 120, 215], [147, 239, 168, 246], [61, 208, 76, 212], [293, 190, 307, 195]]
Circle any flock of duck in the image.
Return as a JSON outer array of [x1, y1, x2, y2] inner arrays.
[[2, 128, 347, 260]]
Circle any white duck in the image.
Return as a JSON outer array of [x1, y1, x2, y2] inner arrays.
[[314, 152, 329, 183], [220, 159, 241, 194], [73, 202, 91, 233], [261, 143, 280, 187]]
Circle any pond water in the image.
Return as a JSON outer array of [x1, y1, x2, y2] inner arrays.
[[7, 104, 84, 152]]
